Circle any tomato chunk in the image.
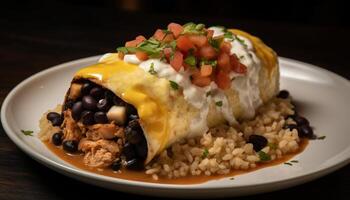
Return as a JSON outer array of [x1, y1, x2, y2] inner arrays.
[[170, 51, 183, 71], [153, 29, 166, 41], [207, 29, 214, 39], [220, 41, 232, 54], [168, 23, 183, 38], [199, 45, 217, 60], [189, 35, 208, 47], [136, 51, 148, 61], [217, 52, 231, 72], [125, 35, 146, 47], [135, 35, 146, 42], [163, 47, 173, 60], [192, 76, 211, 87], [176, 36, 195, 52], [215, 70, 231, 89], [230, 55, 247, 74], [200, 65, 213, 77]]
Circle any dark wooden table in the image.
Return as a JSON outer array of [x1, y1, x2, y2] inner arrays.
[[1, 2, 349, 199]]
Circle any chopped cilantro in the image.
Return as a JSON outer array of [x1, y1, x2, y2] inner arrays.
[[117, 46, 137, 54], [290, 160, 299, 163], [169, 40, 177, 50], [148, 63, 157, 75], [258, 151, 271, 162], [229, 177, 235, 180], [208, 38, 221, 50], [202, 148, 209, 158], [183, 22, 206, 35], [268, 142, 278, 150], [184, 55, 196, 67], [284, 162, 293, 166], [234, 35, 248, 48], [162, 29, 172, 34], [224, 31, 234, 39], [21, 130, 33, 136], [215, 101, 223, 107], [200, 60, 217, 68], [195, 23, 205, 31], [169, 80, 179, 90], [317, 136, 326, 140]]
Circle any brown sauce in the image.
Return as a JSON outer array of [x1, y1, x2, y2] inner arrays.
[[45, 139, 308, 184]]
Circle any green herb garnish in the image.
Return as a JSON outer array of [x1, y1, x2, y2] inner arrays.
[[268, 143, 278, 150], [117, 46, 137, 54], [317, 136, 326, 140], [200, 60, 217, 68], [184, 55, 197, 67], [284, 162, 293, 166], [215, 101, 223, 107], [290, 160, 299, 163], [182, 22, 206, 35], [208, 38, 221, 50], [229, 177, 235, 180], [258, 151, 271, 162], [21, 130, 33, 136], [234, 35, 248, 48], [202, 148, 209, 158], [169, 80, 179, 90], [224, 31, 234, 39], [148, 63, 157, 75]]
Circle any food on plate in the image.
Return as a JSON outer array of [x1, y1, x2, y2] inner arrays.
[[38, 22, 314, 182]]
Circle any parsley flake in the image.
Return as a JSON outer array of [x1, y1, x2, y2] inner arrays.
[[258, 151, 271, 162], [290, 160, 299, 163], [148, 63, 157, 75], [284, 162, 293, 166], [21, 130, 33, 136], [215, 101, 223, 107], [202, 148, 209, 158], [229, 177, 235, 180], [184, 55, 196, 67], [317, 136, 326, 140], [169, 80, 179, 90]]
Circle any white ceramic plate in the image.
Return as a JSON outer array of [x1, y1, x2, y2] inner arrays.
[[1, 56, 350, 198]]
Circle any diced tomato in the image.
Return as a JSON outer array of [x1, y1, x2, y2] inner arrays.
[[192, 76, 211, 87], [162, 33, 175, 42], [163, 47, 173, 60], [170, 51, 183, 71], [168, 23, 183, 38], [230, 55, 247, 74], [118, 52, 125, 60], [135, 35, 146, 42], [199, 45, 217, 60], [217, 52, 231, 72], [215, 70, 231, 90], [125, 40, 139, 47], [220, 41, 232, 54], [207, 29, 214, 39], [200, 65, 213, 77], [189, 35, 208, 47], [153, 29, 166, 41], [176, 35, 195, 52], [125, 35, 146, 47], [135, 51, 148, 61]]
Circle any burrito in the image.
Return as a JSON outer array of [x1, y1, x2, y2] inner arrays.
[[42, 22, 279, 170]]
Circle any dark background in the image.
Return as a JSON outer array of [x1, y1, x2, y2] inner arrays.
[[0, 0, 349, 199]]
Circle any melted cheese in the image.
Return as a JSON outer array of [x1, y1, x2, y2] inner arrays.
[[75, 59, 170, 163]]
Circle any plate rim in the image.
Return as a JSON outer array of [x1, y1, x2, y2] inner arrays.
[[1, 56, 350, 191]]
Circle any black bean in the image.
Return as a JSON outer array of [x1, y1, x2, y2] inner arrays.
[[72, 101, 83, 121], [125, 158, 143, 170], [111, 159, 122, 171], [89, 87, 104, 99], [125, 120, 143, 144], [97, 98, 111, 111], [81, 82, 94, 95], [81, 111, 95, 125], [283, 124, 298, 131], [128, 114, 139, 121], [82, 95, 97, 110], [122, 142, 137, 161], [63, 140, 78, 153], [293, 115, 309, 126], [126, 104, 138, 116], [52, 131, 63, 146], [51, 117, 63, 126], [298, 125, 314, 138], [135, 139, 147, 159], [277, 90, 289, 99], [94, 112, 109, 124], [104, 90, 115, 102], [47, 112, 60, 121], [64, 99, 74, 110], [248, 134, 268, 152]]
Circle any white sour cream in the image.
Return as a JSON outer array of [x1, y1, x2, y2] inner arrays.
[[101, 27, 263, 136]]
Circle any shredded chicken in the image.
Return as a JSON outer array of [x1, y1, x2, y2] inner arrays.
[[78, 138, 121, 167], [85, 123, 124, 141], [62, 110, 82, 141]]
